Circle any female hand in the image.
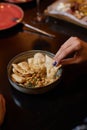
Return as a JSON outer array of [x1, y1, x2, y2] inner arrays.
[[53, 36, 87, 66]]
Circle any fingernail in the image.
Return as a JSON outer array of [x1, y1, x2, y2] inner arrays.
[[53, 61, 58, 66]]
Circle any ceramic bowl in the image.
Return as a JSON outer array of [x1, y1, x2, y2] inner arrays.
[[7, 50, 62, 94]]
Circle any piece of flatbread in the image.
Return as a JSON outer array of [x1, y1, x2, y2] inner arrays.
[[12, 63, 30, 75], [28, 53, 46, 73], [33, 53, 45, 65], [18, 61, 29, 71], [45, 55, 61, 79], [11, 73, 25, 83]]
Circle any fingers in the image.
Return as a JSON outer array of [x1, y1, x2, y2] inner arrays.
[[60, 56, 81, 65], [53, 37, 82, 65]]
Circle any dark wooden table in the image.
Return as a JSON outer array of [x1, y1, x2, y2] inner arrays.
[[0, 0, 87, 130]]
